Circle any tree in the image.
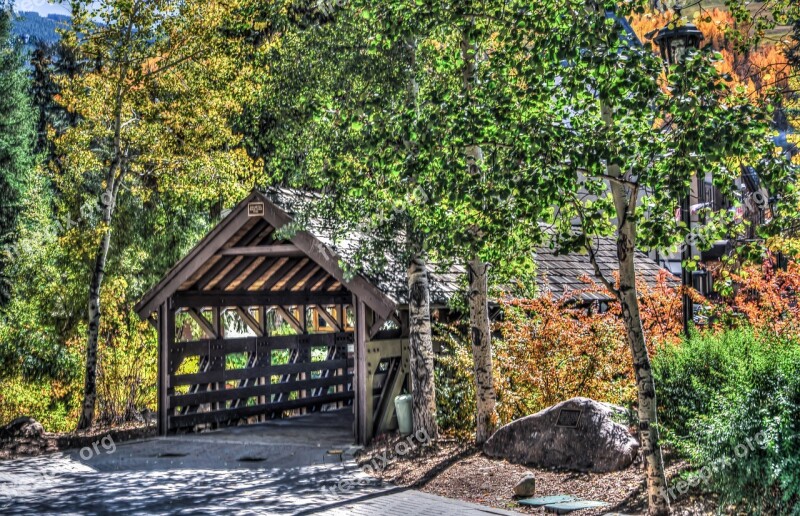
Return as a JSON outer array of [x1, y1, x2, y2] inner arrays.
[[0, 2, 35, 307], [29, 39, 82, 157], [231, 0, 548, 443], [511, 2, 797, 512], [228, 0, 442, 440], [58, 0, 255, 430]]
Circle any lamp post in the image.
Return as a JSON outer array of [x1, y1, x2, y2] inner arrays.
[[652, 6, 704, 338]]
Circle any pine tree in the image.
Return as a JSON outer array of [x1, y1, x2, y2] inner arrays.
[[0, 3, 35, 306]]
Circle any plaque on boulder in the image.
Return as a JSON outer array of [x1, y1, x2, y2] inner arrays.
[[555, 409, 582, 428], [483, 397, 639, 473]]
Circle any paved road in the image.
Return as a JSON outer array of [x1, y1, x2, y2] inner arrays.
[[0, 412, 520, 515]]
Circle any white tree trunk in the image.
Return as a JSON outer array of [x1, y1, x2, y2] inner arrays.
[[77, 187, 115, 430], [600, 94, 669, 514], [616, 220, 670, 515], [468, 259, 497, 444], [461, 22, 498, 444], [407, 256, 438, 440]]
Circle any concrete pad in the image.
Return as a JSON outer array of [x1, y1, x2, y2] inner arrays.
[[0, 411, 521, 515], [311, 490, 523, 515]]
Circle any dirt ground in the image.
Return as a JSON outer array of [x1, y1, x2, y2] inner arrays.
[[356, 434, 719, 515], [0, 422, 156, 460]]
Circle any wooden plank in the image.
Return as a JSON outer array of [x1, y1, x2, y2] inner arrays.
[[269, 373, 349, 395], [170, 332, 345, 357], [169, 391, 354, 428], [231, 221, 274, 252], [231, 351, 266, 409], [399, 310, 410, 338], [275, 306, 304, 334], [304, 268, 331, 291], [171, 374, 352, 406], [172, 290, 351, 309], [236, 257, 282, 291], [235, 307, 265, 337], [258, 193, 397, 319], [260, 258, 305, 291], [368, 315, 386, 339], [364, 338, 409, 434], [138, 190, 397, 324], [214, 256, 262, 292], [217, 245, 304, 257], [187, 308, 217, 339], [283, 262, 320, 291], [189, 255, 229, 291], [314, 305, 343, 332], [190, 222, 272, 291], [319, 277, 339, 292], [355, 296, 369, 444], [157, 301, 169, 435], [172, 358, 352, 385], [178, 355, 209, 414], [376, 358, 404, 434], [268, 259, 310, 292]]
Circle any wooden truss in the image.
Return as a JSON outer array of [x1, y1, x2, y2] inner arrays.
[[138, 191, 411, 444]]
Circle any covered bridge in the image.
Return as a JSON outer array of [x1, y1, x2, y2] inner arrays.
[[135, 188, 460, 445]]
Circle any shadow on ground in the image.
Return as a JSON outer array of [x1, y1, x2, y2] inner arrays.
[[0, 410, 391, 515]]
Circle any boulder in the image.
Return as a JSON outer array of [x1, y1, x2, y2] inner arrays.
[[483, 397, 638, 473], [0, 417, 45, 441], [513, 473, 537, 497]]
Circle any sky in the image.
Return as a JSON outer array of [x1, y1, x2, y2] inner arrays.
[[13, 0, 74, 16]]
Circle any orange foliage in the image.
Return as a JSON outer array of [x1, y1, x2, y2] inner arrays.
[[491, 271, 682, 422], [437, 258, 800, 432], [629, 9, 793, 97], [711, 257, 800, 338]]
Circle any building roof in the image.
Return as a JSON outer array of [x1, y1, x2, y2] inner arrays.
[[136, 187, 676, 319], [261, 187, 465, 306], [534, 238, 678, 302]]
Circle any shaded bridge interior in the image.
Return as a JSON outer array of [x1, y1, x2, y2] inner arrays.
[[162, 216, 356, 431]]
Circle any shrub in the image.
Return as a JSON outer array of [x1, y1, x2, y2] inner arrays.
[[653, 329, 800, 513], [434, 324, 477, 438], [90, 276, 157, 426], [711, 258, 800, 340], [434, 271, 682, 437], [494, 295, 637, 423], [653, 329, 758, 440], [0, 376, 78, 432]]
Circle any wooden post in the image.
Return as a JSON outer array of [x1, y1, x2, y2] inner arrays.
[[354, 296, 369, 444], [157, 300, 171, 436]]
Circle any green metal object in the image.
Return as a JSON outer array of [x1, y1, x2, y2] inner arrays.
[[518, 495, 577, 507], [394, 394, 413, 436], [545, 500, 609, 514]]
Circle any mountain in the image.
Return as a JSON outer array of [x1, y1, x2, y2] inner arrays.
[[11, 11, 68, 46]]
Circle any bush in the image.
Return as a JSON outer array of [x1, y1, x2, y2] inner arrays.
[[653, 329, 800, 514], [0, 376, 78, 432], [493, 295, 637, 423], [653, 329, 758, 440], [434, 324, 477, 438]]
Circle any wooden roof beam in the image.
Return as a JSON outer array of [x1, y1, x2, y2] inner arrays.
[[237, 257, 282, 291], [173, 290, 351, 308], [235, 307, 265, 337], [217, 245, 303, 257], [187, 308, 218, 339]]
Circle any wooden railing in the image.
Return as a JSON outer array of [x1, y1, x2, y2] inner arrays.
[[167, 331, 354, 429]]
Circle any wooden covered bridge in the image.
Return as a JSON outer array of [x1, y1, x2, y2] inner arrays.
[[135, 188, 460, 444]]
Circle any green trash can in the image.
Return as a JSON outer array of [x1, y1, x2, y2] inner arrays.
[[394, 394, 413, 436]]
